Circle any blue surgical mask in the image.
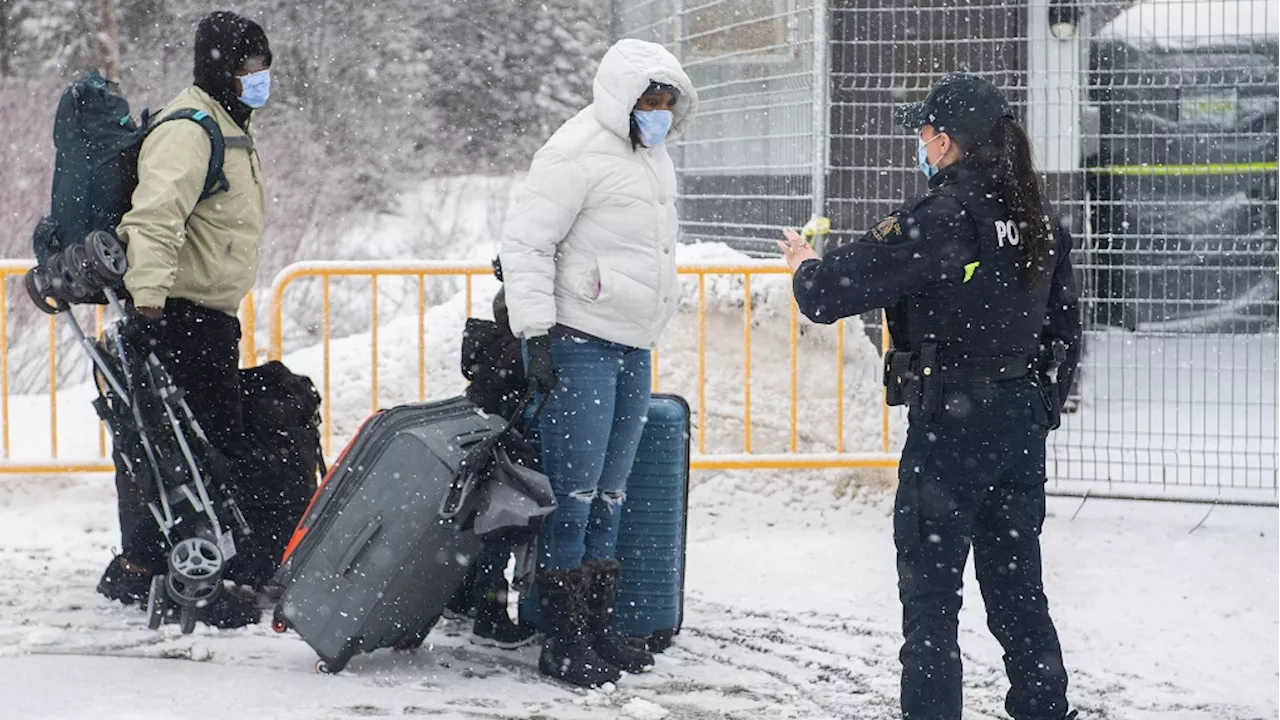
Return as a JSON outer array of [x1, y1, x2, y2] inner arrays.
[[917, 137, 939, 179], [238, 69, 271, 109], [633, 109, 674, 147]]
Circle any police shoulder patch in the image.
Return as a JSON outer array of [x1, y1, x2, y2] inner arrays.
[[869, 214, 903, 243]]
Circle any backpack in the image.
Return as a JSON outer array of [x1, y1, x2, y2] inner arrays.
[[461, 259, 528, 418], [31, 70, 230, 266]]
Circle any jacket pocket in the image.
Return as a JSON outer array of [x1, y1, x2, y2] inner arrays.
[[556, 256, 600, 301], [596, 257, 658, 322]]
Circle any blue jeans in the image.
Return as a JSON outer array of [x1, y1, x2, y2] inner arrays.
[[528, 334, 652, 572]]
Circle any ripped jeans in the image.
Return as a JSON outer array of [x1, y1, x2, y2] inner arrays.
[[531, 331, 652, 572]]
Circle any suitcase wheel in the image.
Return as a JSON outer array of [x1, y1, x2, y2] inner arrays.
[[315, 658, 345, 675], [271, 606, 288, 634], [316, 640, 356, 674], [647, 628, 676, 654]]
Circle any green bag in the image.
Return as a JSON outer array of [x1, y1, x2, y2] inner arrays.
[[32, 70, 229, 268]]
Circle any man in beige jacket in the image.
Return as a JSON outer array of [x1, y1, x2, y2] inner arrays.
[[97, 10, 270, 629]]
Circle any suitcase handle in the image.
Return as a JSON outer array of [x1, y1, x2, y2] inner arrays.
[[455, 429, 492, 448], [439, 390, 547, 522], [337, 516, 382, 576]]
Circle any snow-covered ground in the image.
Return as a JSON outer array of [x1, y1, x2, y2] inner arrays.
[[1048, 331, 1278, 503], [0, 470, 1275, 719]]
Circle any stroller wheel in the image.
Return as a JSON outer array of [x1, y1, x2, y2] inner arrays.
[[169, 537, 224, 586], [146, 575, 170, 630], [84, 231, 127, 282], [60, 242, 97, 298], [166, 572, 221, 608], [24, 267, 69, 315], [179, 606, 198, 635]]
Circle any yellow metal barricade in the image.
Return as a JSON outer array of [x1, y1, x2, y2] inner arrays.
[[266, 260, 898, 471], [0, 259, 256, 474], [0, 258, 897, 474]]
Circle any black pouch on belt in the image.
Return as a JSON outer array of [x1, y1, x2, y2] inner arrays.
[[1035, 340, 1066, 431], [918, 344, 941, 417], [884, 349, 916, 407]]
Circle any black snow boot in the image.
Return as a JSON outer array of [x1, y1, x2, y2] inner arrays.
[[536, 567, 623, 688], [471, 589, 539, 649], [97, 555, 152, 605], [582, 558, 655, 673], [443, 573, 476, 620]]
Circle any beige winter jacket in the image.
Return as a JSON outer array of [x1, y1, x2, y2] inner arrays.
[[118, 86, 265, 316]]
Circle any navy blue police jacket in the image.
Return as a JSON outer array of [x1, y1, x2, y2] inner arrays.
[[793, 160, 1082, 402]]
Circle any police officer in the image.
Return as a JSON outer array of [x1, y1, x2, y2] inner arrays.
[[778, 73, 1082, 720]]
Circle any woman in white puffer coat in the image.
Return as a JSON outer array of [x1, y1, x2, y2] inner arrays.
[[498, 38, 696, 689]]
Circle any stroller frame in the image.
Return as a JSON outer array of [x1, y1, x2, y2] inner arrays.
[[27, 232, 251, 633]]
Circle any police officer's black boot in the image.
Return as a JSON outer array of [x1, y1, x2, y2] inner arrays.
[[536, 567, 622, 688], [582, 558, 655, 673]]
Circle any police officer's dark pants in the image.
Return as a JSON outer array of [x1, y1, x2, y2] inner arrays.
[[115, 299, 244, 572], [895, 381, 1068, 720]]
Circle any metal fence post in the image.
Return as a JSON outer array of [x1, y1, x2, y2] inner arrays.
[[672, 0, 683, 59], [811, 0, 829, 255], [673, 0, 686, 184]]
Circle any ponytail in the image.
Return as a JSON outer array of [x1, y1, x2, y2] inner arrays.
[[964, 118, 1053, 288]]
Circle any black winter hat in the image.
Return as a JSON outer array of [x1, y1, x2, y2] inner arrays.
[[193, 11, 272, 109], [895, 73, 1014, 147], [644, 80, 680, 101]]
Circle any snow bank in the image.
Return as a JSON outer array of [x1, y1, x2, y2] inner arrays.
[[1097, 0, 1280, 49], [266, 175, 522, 361]]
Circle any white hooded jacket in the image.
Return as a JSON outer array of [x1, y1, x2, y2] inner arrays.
[[498, 39, 698, 349]]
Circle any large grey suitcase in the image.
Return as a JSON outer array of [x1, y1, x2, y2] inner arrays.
[[272, 397, 504, 673]]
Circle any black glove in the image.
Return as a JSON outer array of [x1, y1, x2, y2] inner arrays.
[[117, 309, 166, 356], [524, 334, 557, 394]]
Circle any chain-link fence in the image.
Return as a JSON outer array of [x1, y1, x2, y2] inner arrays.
[[616, 0, 1279, 504], [617, 0, 827, 250]]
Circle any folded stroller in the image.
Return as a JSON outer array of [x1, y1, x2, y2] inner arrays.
[[26, 231, 252, 634]]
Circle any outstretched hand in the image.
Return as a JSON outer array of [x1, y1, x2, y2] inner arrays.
[[777, 229, 820, 273]]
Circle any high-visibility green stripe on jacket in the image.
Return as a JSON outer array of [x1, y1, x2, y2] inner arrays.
[[118, 86, 265, 316]]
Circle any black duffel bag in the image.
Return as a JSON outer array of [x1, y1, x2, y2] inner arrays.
[[228, 361, 324, 587]]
